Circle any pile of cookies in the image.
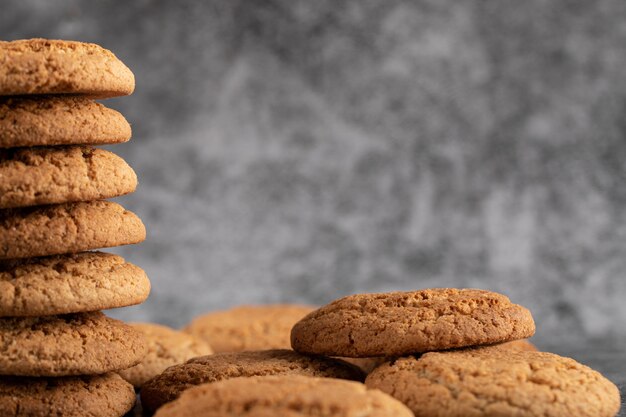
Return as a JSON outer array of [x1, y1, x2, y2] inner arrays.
[[0, 39, 149, 416], [142, 289, 621, 417]]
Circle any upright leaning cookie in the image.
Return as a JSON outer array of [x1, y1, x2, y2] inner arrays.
[[365, 345, 621, 417], [140, 349, 365, 413], [0, 96, 131, 148], [291, 289, 535, 357], [153, 375, 413, 417], [184, 304, 314, 352], [0, 311, 147, 376], [0, 201, 146, 259], [0, 146, 137, 209], [0, 39, 134, 97], [0, 252, 150, 317], [0, 373, 135, 417]]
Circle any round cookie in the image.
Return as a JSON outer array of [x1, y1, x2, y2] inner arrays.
[[119, 323, 213, 389], [0, 373, 135, 417], [140, 349, 366, 412], [184, 304, 314, 352], [0, 201, 146, 259], [0, 96, 131, 148], [0, 311, 147, 376], [365, 345, 621, 417], [291, 289, 535, 357], [0, 146, 137, 209], [0, 39, 134, 98], [0, 252, 150, 317], [153, 375, 413, 417]]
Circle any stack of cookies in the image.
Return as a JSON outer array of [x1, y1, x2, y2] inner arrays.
[[0, 39, 149, 416], [144, 289, 621, 417], [291, 289, 621, 417]]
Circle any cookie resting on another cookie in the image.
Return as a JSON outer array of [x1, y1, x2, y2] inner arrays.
[[0, 252, 150, 317], [184, 304, 314, 352], [140, 349, 365, 413], [118, 323, 213, 388], [291, 288, 535, 357], [365, 345, 621, 417], [0, 96, 131, 148], [0, 312, 147, 376], [0, 146, 137, 209], [153, 375, 413, 417], [0, 201, 146, 259], [0, 373, 135, 417], [0, 39, 134, 98]]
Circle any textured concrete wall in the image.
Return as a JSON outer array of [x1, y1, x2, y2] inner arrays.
[[2, 0, 626, 344]]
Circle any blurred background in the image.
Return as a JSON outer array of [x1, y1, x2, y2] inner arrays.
[[2, 0, 626, 345]]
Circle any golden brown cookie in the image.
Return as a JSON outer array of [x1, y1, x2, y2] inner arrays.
[[0, 373, 135, 417], [0, 252, 150, 317], [0, 201, 146, 259], [119, 323, 213, 389], [0, 96, 131, 148], [0, 311, 147, 376], [153, 375, 413, 417], [184, 304, 314, 352], [0, 146, 137, 209], [140, 349, 366, 413], [291, 289, 535, 357], [365, 345, 621, 417], [0, 39, 134, 98]]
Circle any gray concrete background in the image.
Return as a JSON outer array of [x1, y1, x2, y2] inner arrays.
[[2, 0, 626, 345]]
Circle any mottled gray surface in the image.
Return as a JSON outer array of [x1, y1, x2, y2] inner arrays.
[[2, 1, 626, 345]]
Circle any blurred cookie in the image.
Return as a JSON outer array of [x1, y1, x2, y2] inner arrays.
[[0, 39, 134, 98], [365, 345, 621, 417], [119, 323, 213, 388], [0, 96, 131, 148], [0, 201, 145, 259], [0, 373, 135, 417], [291, 289, 535, 357], [153, 375, 413, 417], [184, 304, 314, 352], [0, 146, 136, 209], [0, 312, 146, 376], [0, 252, 150, 317], [140, 349, 365, 413]]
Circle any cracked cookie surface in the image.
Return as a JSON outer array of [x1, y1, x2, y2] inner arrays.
[[0, 146, 136, 208], [140, 349, 365, 413], [184, 304, 314, 353], [153, 375, 413, 417], [119, 323, 213, 389], [291, 289, 535, 357], [0, 311, 147, 376], [0, 252, 150, 316], [0, 373, 135, 417], [365, 345, 621, 417], [0, 201, 145, 259], [0, 96, 131, 148], [0, 39, 134, 98]]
